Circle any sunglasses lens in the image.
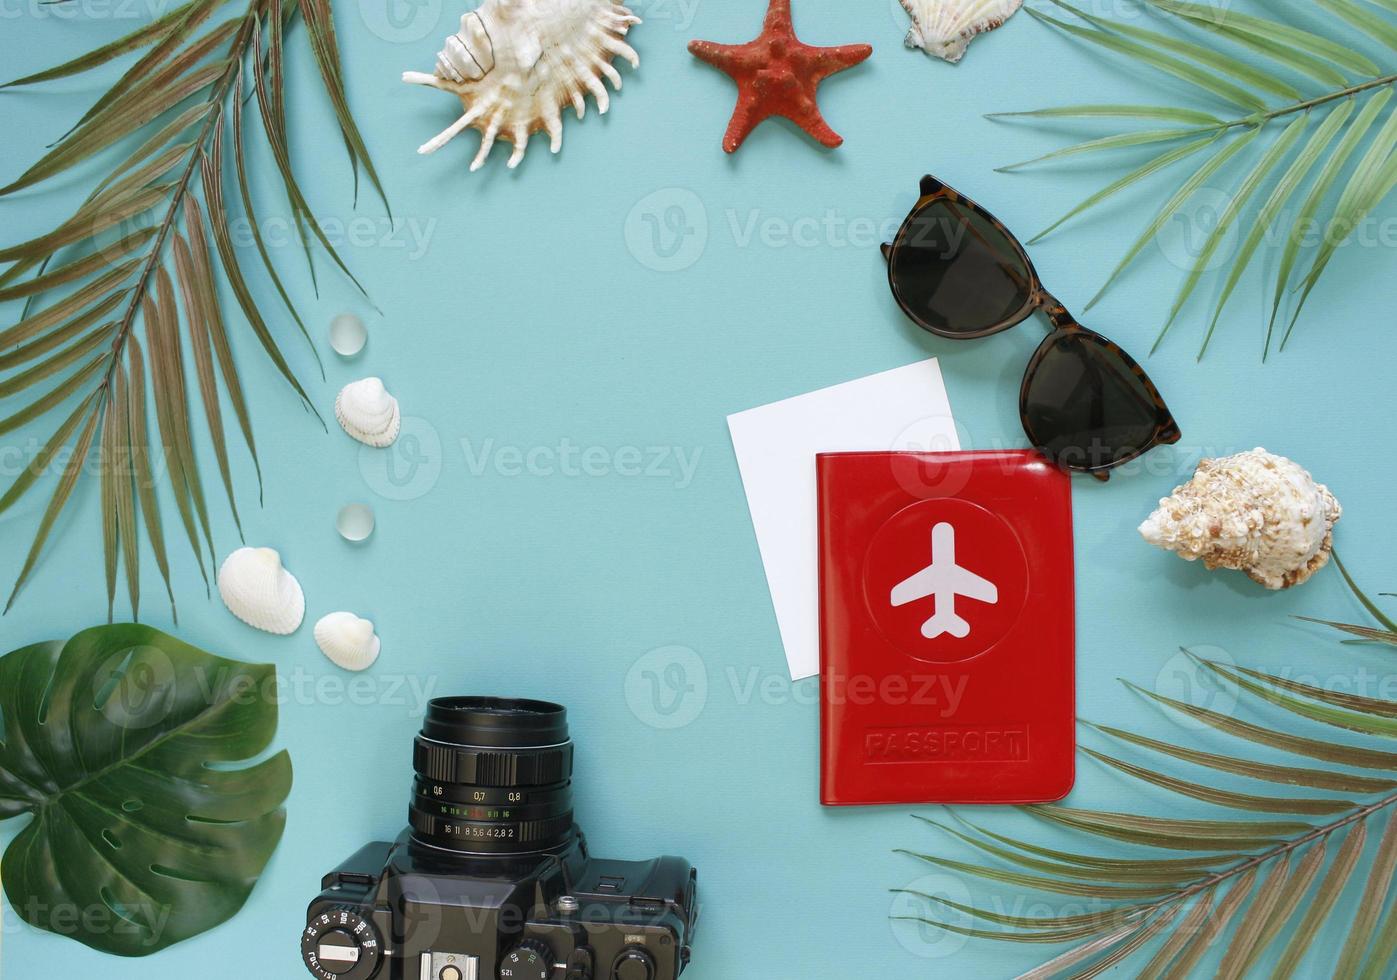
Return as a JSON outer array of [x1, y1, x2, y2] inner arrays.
[[1022, 331, 1165, 471], [890, 199, 1033, 336]]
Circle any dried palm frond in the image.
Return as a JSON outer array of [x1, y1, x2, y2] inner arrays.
[[1300, 554, 1397, 646], [0, 0, 386, 618], [896, 645, 1397, 977], [993, 0, 1397, 358]]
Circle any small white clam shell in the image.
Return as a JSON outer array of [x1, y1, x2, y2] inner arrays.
[[314, 612, 382, 671], [900, 0, 1023, 63], [217, 547, 305, 634], [336, 377, 401, 448]]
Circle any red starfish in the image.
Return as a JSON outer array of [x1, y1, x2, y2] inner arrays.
[[688, 0, 872, 153]]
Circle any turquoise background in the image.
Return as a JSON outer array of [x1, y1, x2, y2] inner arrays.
[[2, 0, 1397, 977]]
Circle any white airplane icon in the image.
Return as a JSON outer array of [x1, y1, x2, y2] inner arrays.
[[890, 522, 999, 639]]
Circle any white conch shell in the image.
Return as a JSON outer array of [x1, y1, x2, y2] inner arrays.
[[402, 0, 641, 170], [217, 547, 305, 634], [1139, 448, 1342, 591], [336, 377, 401, 448], [314, 612, 382, 672], [899, 0, 1023, 63]]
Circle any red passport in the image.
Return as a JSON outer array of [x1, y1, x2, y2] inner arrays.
[[818, 450, 1075, 806]]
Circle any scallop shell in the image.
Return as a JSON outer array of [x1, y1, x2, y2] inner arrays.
[[336, 377, 401, 448], [314, 612, 382, 672], [899, 0, 1023, 63], [1139, 448, 1342, 591], [402, 0, 641, 170], [217, 547, 305, 634]]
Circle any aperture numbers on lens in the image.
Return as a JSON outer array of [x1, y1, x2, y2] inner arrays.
[[443, 823, 517, 840]]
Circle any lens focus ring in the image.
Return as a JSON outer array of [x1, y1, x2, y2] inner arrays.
[[413, 736, 573, 787], [409, 807, 576, 852]]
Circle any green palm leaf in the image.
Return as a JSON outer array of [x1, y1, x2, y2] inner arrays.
[[1011, 922, 1160, 977], [1133, 893, 1214, 978], [1081, 745, 1355, 814], [1149, 0, 1378, 82], [1195, 655, 1397, 737], [1047, 0, 1301, 102], [1153, 111, 1311, 353], [999, 0, 1397, 356], [1028, 134, 1222, 244], [1273, 823, 1368, 977], [1086, 720, 1397, 792], [1085, 129, 1260, 311], [1334, 810, 1397, 977], [1205, 102, 1353, 355], [0, 0, 384, 614], [987, 104, 1225, 125], [1025, 8, 1268, 111], [899, 592, 1397, 977]]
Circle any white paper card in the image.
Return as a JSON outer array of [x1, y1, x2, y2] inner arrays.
[[727, 359, 960, 680]]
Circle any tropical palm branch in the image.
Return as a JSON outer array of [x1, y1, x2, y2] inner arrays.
[[897, 602, 1397, 976], [1301, 554, 1397, 646], [993, 0, 1397, 359], [0, 0, 386, 618]]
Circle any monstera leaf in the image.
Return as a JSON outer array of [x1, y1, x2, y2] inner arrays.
[[0, 624, 291, 956]]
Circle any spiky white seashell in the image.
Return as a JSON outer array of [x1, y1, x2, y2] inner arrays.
[[403, 0, 641, 170], [336, 377, 401, 448], [899, 0, 1023, 63], [1139, 448, 1342, 591], [217, 547, 305, 634], [314, 612, 382, 672]]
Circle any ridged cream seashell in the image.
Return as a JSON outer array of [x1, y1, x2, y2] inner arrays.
[[314, 612, 382, 672], [217, 547, 305, 634], [899, 0, 1023, 63], [1139, 448, 1342, 591], [336, 377, 401, 448], [402, 0, 641, 170]]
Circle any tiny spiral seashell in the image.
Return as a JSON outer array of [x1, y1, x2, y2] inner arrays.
[[336, 377, 401, 448], [314, 612, 382, 672], [217, 547, 305, 634]]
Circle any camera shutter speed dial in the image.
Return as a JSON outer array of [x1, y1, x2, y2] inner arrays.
[[301, 908, 383, 980], [611, 947, 655, 980], [499, 939, 553, 980]]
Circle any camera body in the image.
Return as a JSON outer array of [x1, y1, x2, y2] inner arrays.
[[305, 831, 696, 980], [301, 699, 698, 980]]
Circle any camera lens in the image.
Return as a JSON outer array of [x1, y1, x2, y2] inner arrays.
[[409, 697, 575, 855]]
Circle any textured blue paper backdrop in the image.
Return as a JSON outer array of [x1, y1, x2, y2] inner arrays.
[[2, 0, 1396, 977]]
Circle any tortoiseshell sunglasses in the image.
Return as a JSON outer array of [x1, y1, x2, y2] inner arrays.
[[882, 175, 1181, 481]]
